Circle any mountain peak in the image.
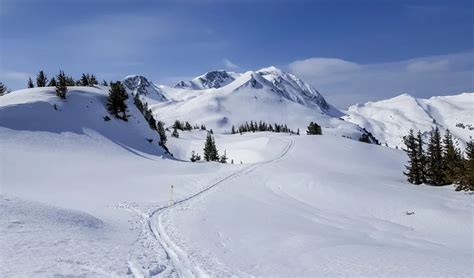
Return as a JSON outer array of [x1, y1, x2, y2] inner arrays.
[[174, 70, 240, 90], [122, 75, 168, 102]]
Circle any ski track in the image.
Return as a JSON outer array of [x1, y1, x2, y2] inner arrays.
[[141, 136, 294, 278]]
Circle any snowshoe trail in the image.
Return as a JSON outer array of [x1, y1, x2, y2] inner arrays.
[[146, 137, 294, 277]]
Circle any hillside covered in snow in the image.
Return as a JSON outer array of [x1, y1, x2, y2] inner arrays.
[[344, 93, 474, 148], [1, 72, 473, 277]]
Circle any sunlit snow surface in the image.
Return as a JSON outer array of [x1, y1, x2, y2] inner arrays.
[[1, 87, 472, 277]]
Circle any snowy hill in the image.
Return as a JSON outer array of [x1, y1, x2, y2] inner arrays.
[[174, 70, 241, 90], [0, 86, 168, 157], [132, 67, 371, 142], [343, 93, 474, 148]]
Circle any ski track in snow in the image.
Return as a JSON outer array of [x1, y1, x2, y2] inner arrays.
[[138, 136, 294, 278]]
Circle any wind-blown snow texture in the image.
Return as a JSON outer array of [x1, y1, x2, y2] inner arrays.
[[1, 77, 473, 277]]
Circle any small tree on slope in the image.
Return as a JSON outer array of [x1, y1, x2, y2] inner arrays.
[[456, 140, 474, 191], [36, 70, 48, 87], [426, 127, 444, 185], [55, 71, 67, 99], [106, 81, 128, 121], [403, 129, 422, 185], [306, 122, 322, 135], [27, 77, 34, 88], [203, 133, 219, 161]]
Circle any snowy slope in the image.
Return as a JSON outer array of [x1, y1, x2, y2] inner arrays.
[[174, 70, 241, 90], [136, 67, 371, 142], [344, 93, 474, 148], [157, 134, 474, 277], [0, 86, 167, 157]]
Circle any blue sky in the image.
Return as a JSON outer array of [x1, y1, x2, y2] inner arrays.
[[1, 0, 473, 108]]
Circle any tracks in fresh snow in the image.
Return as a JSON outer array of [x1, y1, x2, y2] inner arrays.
[[146, 137, 294, 278]]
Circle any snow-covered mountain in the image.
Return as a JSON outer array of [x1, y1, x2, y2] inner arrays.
[[132, 66, 370, 141], [123, 75, 169, 102], [174, 70, 241, 90], [343, 93, 474, 148]]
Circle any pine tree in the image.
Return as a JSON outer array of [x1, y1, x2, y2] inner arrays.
[[101, 80, 108, 86], [89, 74, 98, 85], [173, 120, 183, 130], [27, 77, 34, 88], [36, 70, 48, 87], [415, 131, 427, 183], [190, 151, 201, 162], [403, 129, 422, 184], [456, 140, 474, 191], [306, 122, 322, 135], [442, 129, 462, 184], [203, 133, 219, 161], [106, 81, 128, 120], [55, 71, 67, 99], [48, 77, 57, 87], [220, 150, 228, 163], [0, 82, 7, 96], [172, 127, 179, 138], [426, 127, 445, 185], [156, 121, 167, 145], [231, 125, 236, 134], [184, 121, 192, 131], [80, 73, 90, 86], [359, 133, 371, 143]]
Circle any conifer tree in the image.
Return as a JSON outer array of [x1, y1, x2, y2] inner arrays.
[[231, 125, 236, 134], [156, 121, 167, 145], [184, 121, 192, 131], [203, 133, 219, 161], [89, 74, 98, 85], [426, 127, 445, 185], [456, 140, 474, 191], [36, 70, 48, 87], [48, 77, 57, 87], [415, 131, 427, 183], [80, 73, 90, 86], [172, 127, 179, 138], [0, 82, 7, 96], [27, 77, 34, 88], [220, 150, 228, 163], [101, 80, 109, 86], [306, 122, 322, 135], [190, 151, 201, 162], [442, 129, 462, 184], [359, 133, 371, 143], [106, 81, 128, 120], [55, 71, 68, 99], [403, 129, 422, 184]]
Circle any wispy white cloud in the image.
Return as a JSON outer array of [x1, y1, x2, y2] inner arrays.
[[288, 52, 474, 109], [223, 58, 239, 69]]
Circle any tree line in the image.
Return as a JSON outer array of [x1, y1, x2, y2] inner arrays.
[[404, 128, 473, 191], [231, 121, 299, 135]]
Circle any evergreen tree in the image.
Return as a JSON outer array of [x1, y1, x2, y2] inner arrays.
[[0, 82, 7, 96], [106, 81, 128, 120], [133, 94, 144, 113], [403, 129, 422, 184], [55, 71, 67, 99], [359, 133, 371, 143], [220, 150, 228, 163], [172, 127, 179, 138], [27, 77, 34, 88], [156, 121, 167, 145], [203, 133, 219, 161], [190, 151, 201, 162], [101, 80, 108, 86], [36, 70, 48, 87], [297, 128, 300, 135], [415, 131, 427, 183], [184, 121, 192, 131], [426, 127, 445, 185], [442, 129, 462, 184], [89, 74, 98, 85], [173, 120, 183, 130], [65, 76, 76, 86], [306, 122, 322, 135], [48, 77, 57, 87], [80, 73, 90, 86], [231, 125, 236, 134], [456, 140, 474, 191]]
